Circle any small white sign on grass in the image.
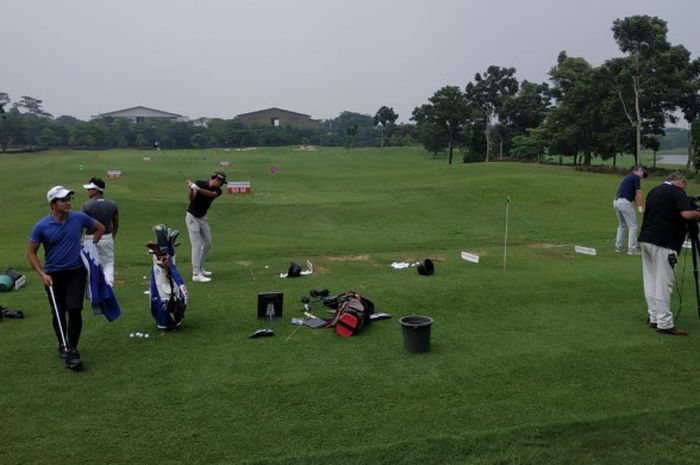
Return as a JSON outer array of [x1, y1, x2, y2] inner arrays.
[[574, 245, 597, 256], [460, 251, 480, 263]]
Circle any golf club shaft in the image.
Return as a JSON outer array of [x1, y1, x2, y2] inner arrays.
[[286, 318, 307, 341], [48, 284, 68, 348], [159, 148, 188, 181]]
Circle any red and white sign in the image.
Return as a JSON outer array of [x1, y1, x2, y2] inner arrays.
[[107, 170, 122, 179], [219, 161, 230, 167], [227, 181, 251, 194]]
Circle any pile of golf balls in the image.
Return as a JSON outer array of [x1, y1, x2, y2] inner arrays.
[[129, 332, 150, 339]]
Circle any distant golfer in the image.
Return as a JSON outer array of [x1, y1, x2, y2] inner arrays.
[[27, 186, 105, 370], [82, 177, 119, 286], [613, 165, 647, 255], [185, 171, 226, 282]]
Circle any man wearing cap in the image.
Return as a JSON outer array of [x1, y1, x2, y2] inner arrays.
[[27, 186, 106, 370], [185, 171, 226, 282], [639, 172, 700, 335], [613, 165, 647, 255], [82, 177, 119, 286]]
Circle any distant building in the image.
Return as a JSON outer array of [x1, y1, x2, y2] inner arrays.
[[93, 106, 186, 123], [191, 117, 211, 128], [236, 107, 320, 129]]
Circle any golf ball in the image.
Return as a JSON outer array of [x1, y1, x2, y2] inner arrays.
[[129, 333, 135, 338], [142, 276, 147, 279], [265, 265, 269, 269], [144, 333, 150, 338]]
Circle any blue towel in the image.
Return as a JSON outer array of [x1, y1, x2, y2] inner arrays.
[[81, 241, 121, 322]]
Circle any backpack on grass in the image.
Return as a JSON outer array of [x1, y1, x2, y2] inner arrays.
[[324, 291, 374, 337]]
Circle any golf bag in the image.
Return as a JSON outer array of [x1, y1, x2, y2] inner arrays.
[[147, 225, 188, 330], [324, 291, 374, 337]]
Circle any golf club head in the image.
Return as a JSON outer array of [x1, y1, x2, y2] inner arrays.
[[167, 228, 180, 249], [152, 224, 171, 256]]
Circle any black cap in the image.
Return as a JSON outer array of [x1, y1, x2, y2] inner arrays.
[[212, 171, 227, 183]]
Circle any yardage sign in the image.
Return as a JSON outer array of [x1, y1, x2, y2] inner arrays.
[[227, 181, 251, 194], [107, 170, 122, 179]]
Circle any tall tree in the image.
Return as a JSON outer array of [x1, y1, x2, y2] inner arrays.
[[411, 104, 447, 156], [464, 66, 519, 162], [412, 86, 470, 164], [610, 15, 692, 164], [0, 93, 9, 113], [14, 95, 52, 118], [373, 106, 398, 149], [691, 118, 700, 172], [499, 81, 551, 157]]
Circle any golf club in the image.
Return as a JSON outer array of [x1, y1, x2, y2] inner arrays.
[[286, 315, 309, 341], [48, 284, 68, 349]]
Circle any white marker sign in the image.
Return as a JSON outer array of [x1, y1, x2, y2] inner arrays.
[[574, 245, 597, 256], [460, 251, 480, 263]]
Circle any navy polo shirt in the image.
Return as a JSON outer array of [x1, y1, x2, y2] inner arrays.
[[29, 211, 95, 273], [616, 172, 641, 201]]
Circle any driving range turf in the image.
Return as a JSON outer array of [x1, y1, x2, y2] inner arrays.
[[2, 146, 700, 465]]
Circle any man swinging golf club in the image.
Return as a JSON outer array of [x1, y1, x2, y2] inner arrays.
[[185, 171, 226, 282], [27, 186, 105, 370]]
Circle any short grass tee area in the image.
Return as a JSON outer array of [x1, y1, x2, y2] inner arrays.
[[2, 147, 700, 464]]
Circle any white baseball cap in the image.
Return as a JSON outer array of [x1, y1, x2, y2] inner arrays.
[[47, 186, 74, 203], [83, 182, 104, 192]]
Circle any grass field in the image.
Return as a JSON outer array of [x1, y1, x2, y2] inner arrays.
[[3, 147, 700, 464]]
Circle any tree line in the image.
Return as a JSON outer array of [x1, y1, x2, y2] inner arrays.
[[0, 93, 414, 152], [2, 15, 698, 167], [411, 15, 700, 168]]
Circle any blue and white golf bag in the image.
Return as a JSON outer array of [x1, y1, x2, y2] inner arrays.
[[148, 224, 189, 330]]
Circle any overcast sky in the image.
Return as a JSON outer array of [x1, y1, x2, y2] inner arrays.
[[3, 0, 699, 122]]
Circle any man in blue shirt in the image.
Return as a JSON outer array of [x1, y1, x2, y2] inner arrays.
[[613, 165, 647, 255], [27, 186, 105, 370]]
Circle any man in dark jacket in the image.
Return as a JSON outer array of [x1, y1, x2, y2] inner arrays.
[[638, 172, 700, 335]]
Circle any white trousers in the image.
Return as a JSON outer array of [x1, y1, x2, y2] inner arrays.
[[185, 212, 212, 275], [85, 233, 115, 286], [613, 198, 638, 251], [640, 242, 677, 330]]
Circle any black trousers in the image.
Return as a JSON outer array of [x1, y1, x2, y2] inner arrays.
[[45, 267, 86, 349]]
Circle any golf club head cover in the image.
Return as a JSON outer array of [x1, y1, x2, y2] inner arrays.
[[2, 310, 24, 319], [288, 262, 302, 278], [249, 328, 274, 338]]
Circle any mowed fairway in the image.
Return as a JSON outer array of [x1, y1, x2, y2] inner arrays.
[[3, 147, 700, 465]]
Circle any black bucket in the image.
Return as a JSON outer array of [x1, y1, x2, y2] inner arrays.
[[399, 315, 433, 353], [417, 259, 434, 276]]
